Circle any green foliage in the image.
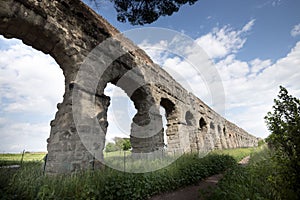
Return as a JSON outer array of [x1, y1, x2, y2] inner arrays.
[[209, 146, 280, 200], [257, 139, 265, 147], [211, 87, 300, 200], [122, 138, 131, 151], [265, 86, 300, 198], [90, 0, 198, 25], [1, 153, 236, 199], [210, 147, 259, 162], [105, 138, 131, 152], [114, 137, 132, 151], [105, 142, 119, 153]]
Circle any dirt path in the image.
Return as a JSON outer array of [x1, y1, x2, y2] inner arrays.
[[149, 174, 223, 200], [238, 155, 250, 166], [149, 156, 250, 200]]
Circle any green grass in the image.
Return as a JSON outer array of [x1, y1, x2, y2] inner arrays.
[[1, 153, 236, 200], [209, 145, 280, 200], [0, 152, 46, 166], [0, 147, 258, 199], [210, 146, 261, 162], [104, 150, 131, 158]]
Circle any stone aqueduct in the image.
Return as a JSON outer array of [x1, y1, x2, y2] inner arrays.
[[0, 0, 258, 174]]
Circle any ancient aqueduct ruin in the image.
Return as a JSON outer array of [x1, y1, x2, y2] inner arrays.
[[0, 0, 258, 174]]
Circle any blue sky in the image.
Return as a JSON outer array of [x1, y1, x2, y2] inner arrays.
[[0, 0, 300, 152]]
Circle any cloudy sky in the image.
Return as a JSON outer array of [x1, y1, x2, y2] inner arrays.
[[1, 0, 300, 152]]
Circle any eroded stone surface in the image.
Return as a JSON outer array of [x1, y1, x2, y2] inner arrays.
[[0, 0, 258, 174]]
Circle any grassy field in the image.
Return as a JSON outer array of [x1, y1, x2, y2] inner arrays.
[[0, 150, 242, 199], [208, 145, 279, 200], [0, 151, 129, 166], [104, 150, 131, 158], [0, 152, 46, 166], [210, 146, 261, 162], [0, 147, 257, 199]]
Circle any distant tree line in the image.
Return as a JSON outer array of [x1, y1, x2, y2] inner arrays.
[[105, 137, 131, 152]]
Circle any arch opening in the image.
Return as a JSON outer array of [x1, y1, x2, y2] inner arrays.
[[160, 98, 177, 151], [159, 106, 168, 148], [99, 61, 160, 153], [199, 117, 207, 129], [0, 36, 65, 153], [103, 83, 136, 154]]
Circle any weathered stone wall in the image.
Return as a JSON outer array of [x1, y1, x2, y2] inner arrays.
[[0, 0, 258, 174]]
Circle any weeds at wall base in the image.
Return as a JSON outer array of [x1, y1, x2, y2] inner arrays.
[[209, 146, 299, 200]]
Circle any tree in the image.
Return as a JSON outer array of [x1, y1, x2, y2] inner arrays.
[[265, 86, 300, 198], [91, 0, 198, 25], [114, 137, 132, 151], [105, 142, 119, 152], [122, 138, 131, 151]]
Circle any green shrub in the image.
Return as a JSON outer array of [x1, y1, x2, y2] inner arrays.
[[210, 147, 259, 162], [265, 86, 300, 198], [209, 146, 282, 200], [105, 142, 119, 153], [257, 139, 265, 147]]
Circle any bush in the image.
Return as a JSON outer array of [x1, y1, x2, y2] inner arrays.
[[209, 146, 279, 200], [105, 142, 119, 153], [210, 147, 258, 162]]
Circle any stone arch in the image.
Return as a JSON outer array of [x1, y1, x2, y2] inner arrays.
[[223, 127, 226, 136], [98, 63, 159, 153], [0, 0, 159, 173], [1, 0, 259, 174], [0, 1, 84, 174], [199, 117, 207, 130], [130, 86, 161, 153], [159, 98, 178, 151], [103, 83, 136, 150], [195, 117, 208, 152], [160, 98, 176, 119]]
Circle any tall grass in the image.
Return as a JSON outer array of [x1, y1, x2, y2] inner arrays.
[[0, 152, 46, 166], [1, 153, 236, 200], [209, 145, 279, 200], [210, 146, 260, 162]]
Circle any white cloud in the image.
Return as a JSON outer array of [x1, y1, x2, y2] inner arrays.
[[249, 58, 272, 75], [242, 19, 256, 32], [216, 41, 300, 138], [0, 40, 64, 114], [1, 21, 299, 153], [0, 117, 6, 124], [0, 121, 49, 152], [138, 23, 300, 140], [196, 19, 255, 59], [272, 0, 282, 7], [0, 37, 64, 152], [105, 83, 136, 141], [291, 24, 300, 37]]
